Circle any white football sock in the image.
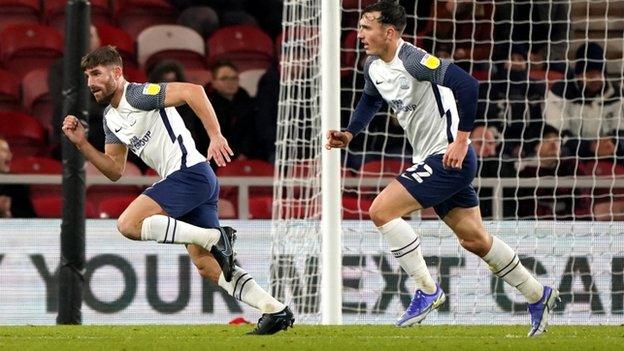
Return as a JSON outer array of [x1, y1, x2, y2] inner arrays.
[[218, 266, 286, 314], [482, 235, 543, 304], [378, 218, 437, 294], [140, 215, 221, 250]]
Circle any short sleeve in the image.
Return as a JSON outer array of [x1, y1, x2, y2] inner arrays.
[[103, 113, 123, 144], [398, 44, 450, 85], [125, 82, 167, 111]]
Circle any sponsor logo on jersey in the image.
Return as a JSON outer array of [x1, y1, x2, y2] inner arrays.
[[390, 99, 418, 112], [420, 54, 440, 70], [129, 131, 152, 152], [142, 84, 161, 96]]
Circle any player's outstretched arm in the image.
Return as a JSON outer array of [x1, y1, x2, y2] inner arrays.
[[62, 115, 128, 181], [163, 82, 233, 167]]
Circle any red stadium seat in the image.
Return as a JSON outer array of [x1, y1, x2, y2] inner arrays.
[[185, 69, 212, 87], [124, 67, 147, 83], [217, 159, 274, 209], [11, 155, 62, 198], [32, 195, 96, 218], [279, 199, 320, 220], [249, 196, 272, 219], [0, 68, 22, 112], [22, 68, 53, 139], [217, 159, 274, 177], [138, 24, 206, 71], [44, 0, 111, 34], [207, 25, 274, 71], [274, 26, 319, 63], [113, 0, 176, 39], [96, 24, 137, 69], [86, 161, 143, 209], [341, 30, 359, 77], [0, 0, 40, 33], [11, 156, 61, 174], [341, 0, 377, 9], [218, 198, 237, 219], [529, 69, 565, 88], [472, 70, 489, 81], [0, 111, 46, 156], [98, 195, 135, 219], [0, 24, 63, 79], [342, 196, 373, 220], [359, 159, 408, 177]]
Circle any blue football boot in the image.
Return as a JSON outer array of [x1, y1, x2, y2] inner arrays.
[[527, 286, 560, 337], [395, 284, 446, 327]]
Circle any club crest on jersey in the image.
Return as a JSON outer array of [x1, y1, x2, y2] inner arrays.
[[398, 76, 409, 90], [420, 54, 440, 70], [143, 84, 161, 95], [127, 113, 136, 126]]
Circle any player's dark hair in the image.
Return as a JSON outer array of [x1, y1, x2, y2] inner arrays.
[[210, 60, 239, 76], [81, 45, 123, 71], [362, 0, 407, 34]]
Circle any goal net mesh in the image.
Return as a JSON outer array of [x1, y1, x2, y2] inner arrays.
[[271, 0, 624, 324]]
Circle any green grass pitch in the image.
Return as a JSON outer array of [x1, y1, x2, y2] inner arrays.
[[0, 325, 621, 350]]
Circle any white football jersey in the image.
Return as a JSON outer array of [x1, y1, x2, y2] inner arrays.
[[103, 82, 205, 178], [364, 39, 460, 164]]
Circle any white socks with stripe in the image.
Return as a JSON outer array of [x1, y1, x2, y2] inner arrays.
[[378, 218, 437, 294], [218, 266, 285, 314], [140, 214, 221, 250], [482, 235, 543, 303]]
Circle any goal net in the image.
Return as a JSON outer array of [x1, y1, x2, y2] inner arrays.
[[271, 0, 624, 324]]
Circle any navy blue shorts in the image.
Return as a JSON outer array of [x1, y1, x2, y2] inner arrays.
[[396, 147, 479, 218], [143, 162, 220, 228]]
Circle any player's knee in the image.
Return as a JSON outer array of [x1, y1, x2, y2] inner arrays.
[[459, 235, 490, 256], [116, 216, 140, 240], [369, 202, 390, 227]]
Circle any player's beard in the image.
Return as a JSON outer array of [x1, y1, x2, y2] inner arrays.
[[93, 76, 117, 104]]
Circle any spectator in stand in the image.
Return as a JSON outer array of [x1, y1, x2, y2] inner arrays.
[[544, 42, 624, 158], [49, 25, 103, 159], [147, 59, 187, 83], [517, 125, 589, 220], [493, 0, 569, 71], [255, 60, 280, 163], [420, 0, 494, 72], [0, 137, 35, 218], [581, 137, 624, 221], [471, 124, 516, 219], [477, 44, 546, 157], [205, 61, 257, 160]]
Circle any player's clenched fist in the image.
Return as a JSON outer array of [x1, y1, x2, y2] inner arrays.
[[325, 130, 353, 150], [61, 115, 86, 147]]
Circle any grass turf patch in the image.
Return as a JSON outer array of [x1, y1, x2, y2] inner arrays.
[[0, 325, 621, 351]]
